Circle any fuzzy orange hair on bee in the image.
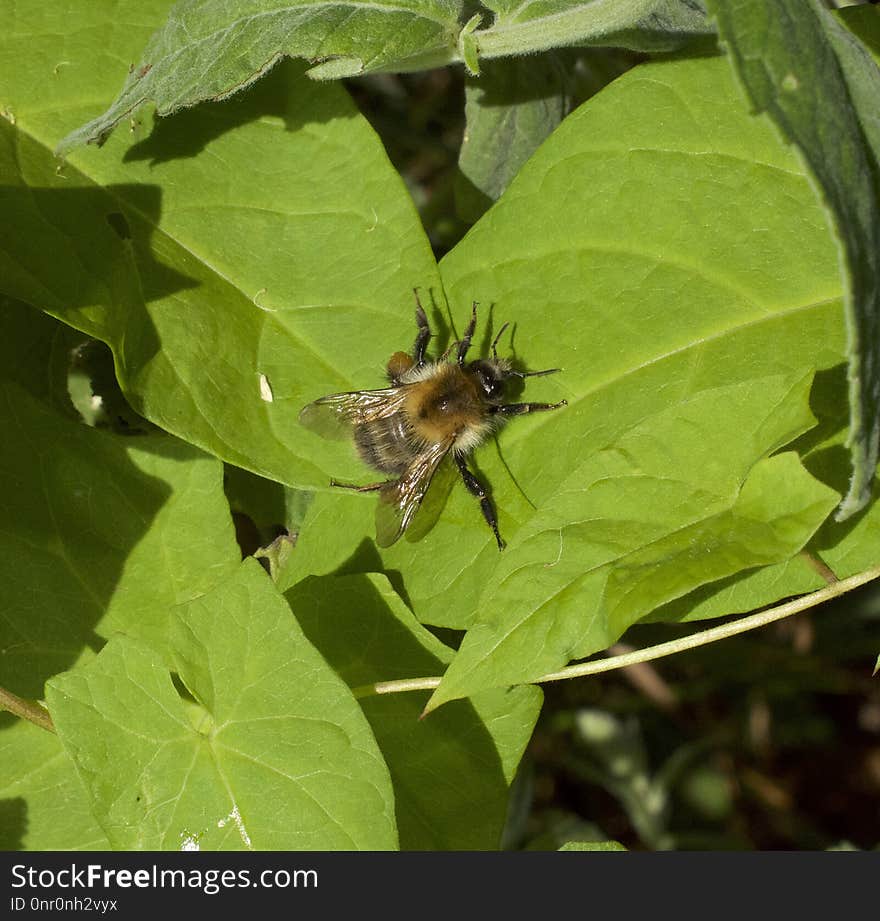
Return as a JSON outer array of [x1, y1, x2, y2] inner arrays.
[[299, 291, 566, 549]]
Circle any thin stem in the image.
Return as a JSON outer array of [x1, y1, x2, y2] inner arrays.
[[352, 676, 441, 698], [537, 564, 880, 684], [352, 564, 880, 700], [0, 685, 54, 733]]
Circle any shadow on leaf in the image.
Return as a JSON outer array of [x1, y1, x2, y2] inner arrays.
[[123, 60, 355, 166]]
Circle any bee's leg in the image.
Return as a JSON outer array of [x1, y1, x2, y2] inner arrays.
[[457, 301, 479, 366], [454, 454, 504, 551], [330, 478, 388, 493], [412, 288, 432, 366], [493, 400, 568, 417]]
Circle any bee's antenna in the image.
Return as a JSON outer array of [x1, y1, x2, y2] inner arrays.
[[491, 322, 510, 360], [508, 367, 562, 379]]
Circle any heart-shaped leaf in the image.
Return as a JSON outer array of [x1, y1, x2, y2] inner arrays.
[[46, 560, 398, 850]]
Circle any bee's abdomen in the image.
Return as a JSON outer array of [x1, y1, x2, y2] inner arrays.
[[354, 414, 413, 474]]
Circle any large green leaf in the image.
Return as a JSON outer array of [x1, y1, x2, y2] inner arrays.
[[703, 0, 880, 522], [284, 52, 853, 632], [286, 572, 541, 848], [426, 376, 839, 709], [0, 1, 440, 489], [0, 718, 109, 850], [0, 364, 239, 703], [46, 560, 398, 850]]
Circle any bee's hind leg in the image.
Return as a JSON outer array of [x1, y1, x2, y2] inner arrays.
[[454, 454, 504, 551], [330, 478, 388, 493]]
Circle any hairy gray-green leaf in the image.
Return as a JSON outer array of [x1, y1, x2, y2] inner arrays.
[[57, 0, 465, 152], [426, 375, 839, 709], [53, 0, 714, 153], [477, 0, 713, 59], [1, 3, 440, 489], [287, 572, 541, 849], [46, 560, 398, 850], [704, 0, 880, 522]]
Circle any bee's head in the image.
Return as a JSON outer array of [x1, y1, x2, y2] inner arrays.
[[468, 358, 510, 402]]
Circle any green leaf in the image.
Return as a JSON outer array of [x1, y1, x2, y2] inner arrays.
[[286, 573, 541, 849], [279, 52, 851, 632], [457, 55, 568, 221], [426, 376, 839, 709], [46, 559, 398, 850], [652, 362, 880, 623], [56, 0, 465, 152], [839, 6, 880, 61], [0, 719, 110, 850], [476, 0, 714, 59], [0, 4, 440, 490], [703, 0, 880, 522], [0, 380, 239, 700], [0, 297, 85, 418]]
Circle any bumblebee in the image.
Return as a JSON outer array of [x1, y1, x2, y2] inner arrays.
[[299, 292, 566, 549]]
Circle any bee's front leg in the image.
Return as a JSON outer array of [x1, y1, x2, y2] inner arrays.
[[412, 287, 432, 367], [457, 301, 478, 366], [493, 400, 567, 417]]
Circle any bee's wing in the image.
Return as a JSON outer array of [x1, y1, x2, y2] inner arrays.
[[299, 387, 409, 441], [375, 437, 455, 548]]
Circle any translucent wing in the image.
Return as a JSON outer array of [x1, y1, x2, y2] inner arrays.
[[299, 387, 410, 440], [375, 437, 455, 547], [403, 453, 457, 544]]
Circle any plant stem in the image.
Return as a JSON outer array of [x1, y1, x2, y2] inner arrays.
[[351, 563, 880, 700], [352, 676, 441, 698], [536, 564, 880, 684], [0, 685, 54, 732]]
